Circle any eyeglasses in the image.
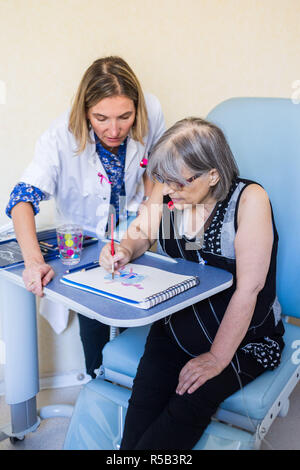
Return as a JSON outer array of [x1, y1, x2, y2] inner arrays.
[[152, 172, 202, 191]]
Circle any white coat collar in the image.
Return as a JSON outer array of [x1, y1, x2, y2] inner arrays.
[[125, 136, 141, 171], [85, 129, 106, 175]]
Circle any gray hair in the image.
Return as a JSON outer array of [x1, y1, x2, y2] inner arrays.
[[147, 117, 239, 200]]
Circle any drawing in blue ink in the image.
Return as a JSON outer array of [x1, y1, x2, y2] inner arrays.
[[104, 266, 146, 289]]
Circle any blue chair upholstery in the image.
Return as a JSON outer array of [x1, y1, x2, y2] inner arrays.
[[101, 321, 300, 441], [65, 98, 300, 450], [64, 377, 255, 450]]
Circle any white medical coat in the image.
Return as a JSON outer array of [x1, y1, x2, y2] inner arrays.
[[21, 93, 165, 238]]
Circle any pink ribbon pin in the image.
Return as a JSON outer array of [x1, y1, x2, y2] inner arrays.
[[98, 172, 112, 184], [168, 201, 174, 211], [140, 158, 148, 168]]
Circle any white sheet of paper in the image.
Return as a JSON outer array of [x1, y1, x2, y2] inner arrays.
[[61, 263, 196, 305]]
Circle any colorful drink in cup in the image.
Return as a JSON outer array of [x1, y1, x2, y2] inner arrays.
[[56, 224, 83, 265]]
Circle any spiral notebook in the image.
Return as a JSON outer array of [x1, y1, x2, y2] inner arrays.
[[60, 263, 199, 309]]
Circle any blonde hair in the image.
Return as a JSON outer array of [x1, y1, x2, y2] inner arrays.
[[69, 56, 148, 153]]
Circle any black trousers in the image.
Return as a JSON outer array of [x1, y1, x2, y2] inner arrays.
[[120, 320, 266, 450], [78, 314, 111, 378], [78, 314, 125, 378]]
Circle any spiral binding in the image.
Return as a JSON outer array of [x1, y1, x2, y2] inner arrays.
[[142, 276, 199, 309]]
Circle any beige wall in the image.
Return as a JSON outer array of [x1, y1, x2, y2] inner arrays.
[[0, 0, 299, 381]]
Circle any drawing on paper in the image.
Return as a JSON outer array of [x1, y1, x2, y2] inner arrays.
[[104, 266, 146, 289]]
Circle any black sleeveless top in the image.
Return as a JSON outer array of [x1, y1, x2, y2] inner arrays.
[[158, 178, 285, 370]]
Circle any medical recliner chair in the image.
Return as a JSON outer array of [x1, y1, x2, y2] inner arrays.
[[64, 98, 300, 450]]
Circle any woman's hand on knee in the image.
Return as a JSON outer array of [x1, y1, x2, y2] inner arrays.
[[176, 352, 223, 395]]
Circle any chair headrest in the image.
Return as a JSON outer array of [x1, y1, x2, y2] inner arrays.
[[207, 98, 300, 318]]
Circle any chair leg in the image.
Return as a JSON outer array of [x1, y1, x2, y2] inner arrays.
[[253, 429, 262, 450], [278, 398, 290, 417], [112, 405, 126, 450]]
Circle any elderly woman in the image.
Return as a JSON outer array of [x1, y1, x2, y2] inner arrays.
[[99, 117, 285, 449]]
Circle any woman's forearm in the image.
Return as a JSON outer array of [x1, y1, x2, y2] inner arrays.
[[120, 226, 152, 261], [11, 202, 44, 266], [209, 287, 259, 369], [119, 200, 160, 261]]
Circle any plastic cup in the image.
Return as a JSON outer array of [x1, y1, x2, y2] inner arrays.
[[56, 224, 83, 266]]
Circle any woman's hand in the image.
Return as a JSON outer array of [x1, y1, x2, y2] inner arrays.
[[99, 243, 133, 273], [22, 261, 55, 297], [176, 352, 223, 395]]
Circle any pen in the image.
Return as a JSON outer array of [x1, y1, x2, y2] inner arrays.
[[40, 241, 55, 248], [66, 260, 99, 274], [111, 214, 114, 280]]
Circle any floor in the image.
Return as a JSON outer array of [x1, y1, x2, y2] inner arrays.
[[0, 382, 300, 450], [0, 386, 81, 450]]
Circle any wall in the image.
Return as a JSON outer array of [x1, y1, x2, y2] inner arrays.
[[0, 0, 299, 383]]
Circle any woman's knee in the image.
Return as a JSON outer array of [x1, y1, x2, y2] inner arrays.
[[168, 389, 218, 428]]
